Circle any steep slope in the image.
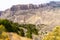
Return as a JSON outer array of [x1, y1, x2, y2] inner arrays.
[[0, 2, 60, 28], [8, 33, 32, 40], [0, 1, 60, 40], [26, 15, 41, 24]]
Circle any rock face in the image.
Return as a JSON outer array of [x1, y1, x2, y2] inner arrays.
[[0, 1, 60, 28], [10, 4, 38, 11], [0, 1, 60, 25], [0, 11, 3, 16]]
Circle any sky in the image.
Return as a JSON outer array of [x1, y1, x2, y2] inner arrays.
[[0, 0, 60, 11]]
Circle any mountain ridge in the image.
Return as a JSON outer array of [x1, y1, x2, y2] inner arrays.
[[0, 1, 60, 24]]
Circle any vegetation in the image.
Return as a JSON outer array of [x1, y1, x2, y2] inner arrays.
[[42, 26, 60, 40], [0, 25, 6, 33], [0, 25, 10, 40], [0, 19, 38, 38], [0, 32, 10, 40]]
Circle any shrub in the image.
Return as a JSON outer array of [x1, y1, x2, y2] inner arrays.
[[0, 32, 10, 40], [0, 19, 39, 39], [42, 26, 60, 40]]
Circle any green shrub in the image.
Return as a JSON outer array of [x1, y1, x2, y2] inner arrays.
[[0, 19, 39, 39]]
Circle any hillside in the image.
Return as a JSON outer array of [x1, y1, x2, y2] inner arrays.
[[8, 33, 32, 40], [0, 1, 60, 40]]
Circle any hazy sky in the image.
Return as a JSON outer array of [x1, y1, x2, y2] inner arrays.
[[0, 0, 60, 11]]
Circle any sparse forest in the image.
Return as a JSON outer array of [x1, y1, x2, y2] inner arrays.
[[0, 19, 38, 39]]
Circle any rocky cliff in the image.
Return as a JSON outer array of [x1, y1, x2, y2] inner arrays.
[[0, 1, 60, 30]]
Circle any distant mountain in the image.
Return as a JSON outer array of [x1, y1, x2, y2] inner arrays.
[[9, 1, 60, 11], [47, 1, 60, 7], [0, 1, 60, 24], [39, 1, 60, 8], [0, 11, 3, 16]]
